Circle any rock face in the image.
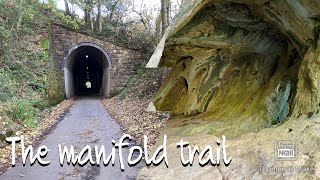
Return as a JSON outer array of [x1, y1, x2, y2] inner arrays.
[[138, 115, 320, 179], [140, 0, 320, 179], [148, 0, 320, 136]]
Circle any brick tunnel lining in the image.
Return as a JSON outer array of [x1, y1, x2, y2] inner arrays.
[[63, 43, 111, 99]]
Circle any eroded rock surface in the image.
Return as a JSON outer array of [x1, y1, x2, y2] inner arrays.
[[140, 0, 320, 179], [149, 0, 320, 136], [138, 115, 320, 179]]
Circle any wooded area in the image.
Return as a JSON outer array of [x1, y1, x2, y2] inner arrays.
[[56, 0, 182, 51], [0, 0, 180, 143]]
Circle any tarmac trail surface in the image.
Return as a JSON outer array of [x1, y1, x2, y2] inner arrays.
[[1, 97, 142, 180]]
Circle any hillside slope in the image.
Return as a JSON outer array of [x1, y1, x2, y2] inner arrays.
[[0, 2, 51, 142]]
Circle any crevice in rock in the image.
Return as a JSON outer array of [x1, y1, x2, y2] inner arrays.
[[288, 49, 300, 68], [264, 56, 279, 85]]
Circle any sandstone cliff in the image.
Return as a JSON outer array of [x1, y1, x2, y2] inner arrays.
[[140, 0, 320, 179], [148, 0, 320, 136]]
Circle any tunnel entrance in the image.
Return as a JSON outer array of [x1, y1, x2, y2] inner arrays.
[[63, 43, 111, 99]]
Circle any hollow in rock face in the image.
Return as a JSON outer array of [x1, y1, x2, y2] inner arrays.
[[152, 1, 320, 137]]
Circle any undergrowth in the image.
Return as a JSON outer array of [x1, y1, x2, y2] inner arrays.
[[119, 66, 168, 100], [0, 1, 52, 135]]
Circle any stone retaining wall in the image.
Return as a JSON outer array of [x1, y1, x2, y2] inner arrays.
[[47, 24, 145, 104]]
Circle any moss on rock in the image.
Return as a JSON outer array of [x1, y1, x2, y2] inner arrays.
[[150, 1, 320, 137]]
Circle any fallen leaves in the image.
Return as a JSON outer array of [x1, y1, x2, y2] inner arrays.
[[78, 130, 93, 139], [102, 68, 170, 149], [102, 96, 169, 149]]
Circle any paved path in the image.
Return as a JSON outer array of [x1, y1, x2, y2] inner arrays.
[[1, 97, 142, 180]]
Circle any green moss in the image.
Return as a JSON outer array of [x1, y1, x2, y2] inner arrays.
[[40, 38, 50, 60], [46, 70, 65, 105]]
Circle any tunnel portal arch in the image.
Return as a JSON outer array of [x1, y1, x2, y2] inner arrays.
[[62, 42, 112, 99]]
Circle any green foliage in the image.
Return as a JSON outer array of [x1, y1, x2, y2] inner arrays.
[[42, 0, 84, 30], [0, 1, 46, 35], [51, 8, 84, 29], [0, 69, 17, 101], [137, 67, 146, 76], [6, 98, 40, 128], [0, 25, 11, 55], [40, 38, 49, 59], [0, 0, 156, 132], [0, 0, 53, 130], [119, 78, 135, 100]]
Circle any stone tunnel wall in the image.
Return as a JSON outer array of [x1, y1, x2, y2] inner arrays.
[[47, 24, 145, 104]]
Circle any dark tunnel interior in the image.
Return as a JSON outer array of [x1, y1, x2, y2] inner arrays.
[[64, 45, 109, 98], [72, 47, 103, 95]]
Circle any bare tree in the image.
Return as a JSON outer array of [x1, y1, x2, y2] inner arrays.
[[108, 0, 120, 21], [131, 0, 153, 31], [84, 0, 94, 28], [94, 0, 101, 32], [160, 0, 170, 35], [155, 12, 161, 42], [64, 0, 71, 16], [69, 0, 93, 28]]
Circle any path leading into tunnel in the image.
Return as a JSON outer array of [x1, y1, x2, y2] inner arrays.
[[1, 97, 143, 180]]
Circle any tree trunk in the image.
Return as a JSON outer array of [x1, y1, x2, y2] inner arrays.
[[84, 8, 89, 27], [109, 0, 120, 21], [94, 3, 101, 32], [161, 0, 170, 35], [64, 0, 70, 16], [155, 13, 161, 43], [84, 0, 92, 28], [99, 18, 102, 33]]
